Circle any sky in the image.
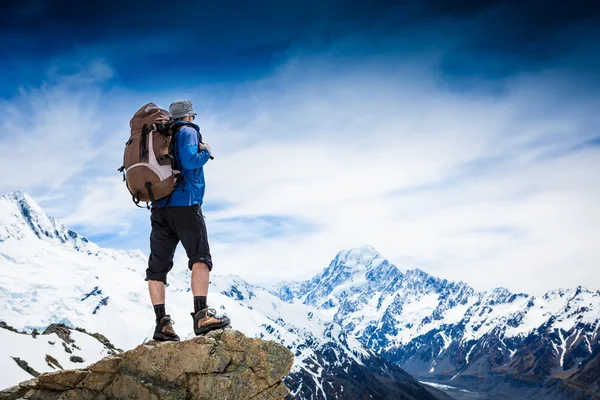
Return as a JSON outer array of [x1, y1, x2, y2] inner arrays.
[[1, 0, 599, 295]]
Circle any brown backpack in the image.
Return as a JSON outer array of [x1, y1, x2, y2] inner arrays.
[[119, 103, 178, 208]]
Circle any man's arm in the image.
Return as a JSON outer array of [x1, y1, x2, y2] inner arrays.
[[177, 127, 211, 170]]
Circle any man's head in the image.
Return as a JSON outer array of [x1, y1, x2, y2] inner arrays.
[[169, 100, 197, 122]]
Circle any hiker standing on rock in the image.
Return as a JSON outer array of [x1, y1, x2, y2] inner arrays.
[[146, 100, 230, 341]]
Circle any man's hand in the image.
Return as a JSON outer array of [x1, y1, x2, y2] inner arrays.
[[199, 143, 212, 155]]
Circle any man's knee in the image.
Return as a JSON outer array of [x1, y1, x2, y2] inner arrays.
[[190, 260, 212, 272], [188, 254, 213, 271], [145, 270, 168, 284], [147, 255, 174, 284]]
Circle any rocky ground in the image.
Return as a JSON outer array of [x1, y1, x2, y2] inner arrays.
[[0, 329, 294, 400]]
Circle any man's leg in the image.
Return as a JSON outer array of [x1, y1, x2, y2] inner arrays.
[[148, 280, 166, 322], [147, 208, 180, 341], [190, 259, 229, 334], [191, 262, 210, 296], [175, 205, 213, 308], [175, 205, 230, 334], [191, 262, 210, 314], [148, 280, 166, 304]]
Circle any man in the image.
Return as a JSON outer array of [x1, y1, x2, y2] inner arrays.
[[146, 99, 230, 341]]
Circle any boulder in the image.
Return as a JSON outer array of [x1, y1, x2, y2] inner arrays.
[[0, 329, 294, 400]]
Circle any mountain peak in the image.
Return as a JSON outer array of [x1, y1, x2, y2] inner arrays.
[[337, 245, 384, 269], [574, 285, 591, 294], [3, 190, 24, 199], [345, 244, 378, 253], [0, 191, 92, 251], [318, 245, 389, 282], [2, 191, 36, 207]]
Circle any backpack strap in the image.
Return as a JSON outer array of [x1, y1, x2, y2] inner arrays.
[[156, 154, 172, 164], [144, 182, 156, 203], [140, 125, 149, 161], [173, 121, 198, 132], [131, 192, 149, 209], [172, 121, 214, 160]]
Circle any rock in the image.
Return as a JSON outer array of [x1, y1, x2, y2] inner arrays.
[[10, 357, 39, 378], [78, 372, 113, 392], [0, 321, 23, 334], [61, 342, 72, 354], [42, 324, 73, 344], [0, 329, 294, 400], [0, 379, 35, 400], [44, 355, 63, 370], [74, 327, 122, 354], [36, 370, 87, 391], [89, 355, 122, 373]]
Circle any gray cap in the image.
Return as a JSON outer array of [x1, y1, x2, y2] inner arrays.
[[169, 99, 197, 119]]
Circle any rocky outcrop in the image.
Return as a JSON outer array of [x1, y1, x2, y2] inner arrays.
[[0, 329, 294, 400]]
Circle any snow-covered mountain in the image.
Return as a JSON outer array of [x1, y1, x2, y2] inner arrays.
[[5, 191, 597, 399], [275, 245, 600, 399], [0, 192, 446, 400]]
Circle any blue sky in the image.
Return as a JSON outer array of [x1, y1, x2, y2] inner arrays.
[[1, 0, 600, 294]]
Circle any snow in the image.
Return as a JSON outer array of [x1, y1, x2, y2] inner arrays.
[[465, 344, 476, 364], [438, 331, 451, 352], [0, 328, 112, 389], [504, 295, 564, 337], [393, 293, 441, 344], [462, 297, 531, 341], [557, 329, 566, 367], [442, 302, 474, 325], [420, 381, 475, 393], [584, 336, 592, 353], [571, 329, 581, 351]]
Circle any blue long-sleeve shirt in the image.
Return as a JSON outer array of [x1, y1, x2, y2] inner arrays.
[[153, 122, 211, 207]]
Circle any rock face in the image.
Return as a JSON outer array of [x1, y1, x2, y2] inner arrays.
[[0, 329, 294, 400]]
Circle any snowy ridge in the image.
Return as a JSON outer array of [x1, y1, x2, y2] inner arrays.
[[275, 245, 600, 396], [277, 245, 600, 348], [0, 192, 145, 261], [0, 192, 94, 251]]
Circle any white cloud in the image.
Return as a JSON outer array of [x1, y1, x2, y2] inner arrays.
[[195, 55, 600, 294], [2, 54, 599, 296]]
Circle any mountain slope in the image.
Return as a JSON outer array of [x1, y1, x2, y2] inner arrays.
[[275, 246, 600, 399], [0, 192, 446, 400], [0, 192, 150, 345], [0, 321, 119, 390], [215, 277, 449, 400]]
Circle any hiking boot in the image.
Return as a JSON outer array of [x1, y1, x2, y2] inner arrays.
[[191, 308, 231, 335], [153, 315, 180, 342]]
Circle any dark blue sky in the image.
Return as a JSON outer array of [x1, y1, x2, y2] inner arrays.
[[2, 0, 599, 96]]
